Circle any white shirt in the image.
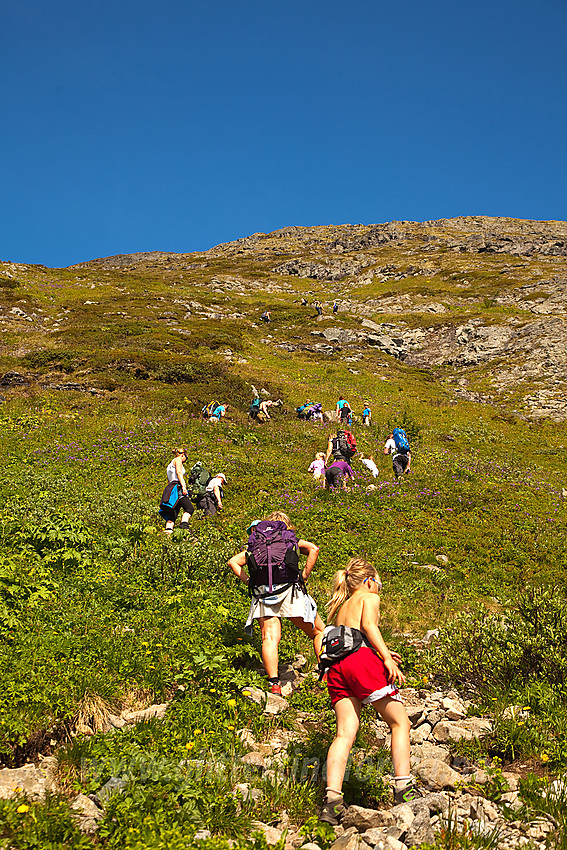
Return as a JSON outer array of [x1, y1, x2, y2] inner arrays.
[[360, 458, 379, 477], [206, 476, 225, 493], [166, 459, 185, 482], [385, 438, 409, 457]]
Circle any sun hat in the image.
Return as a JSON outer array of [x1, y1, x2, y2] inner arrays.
[[246, 519, 260, 534]]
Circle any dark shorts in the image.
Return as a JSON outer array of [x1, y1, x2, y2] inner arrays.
[[393, 453, 409, 477], [162, 494, 194, 522], [197, 492, 218, 516], [326, 647, 401, 706], [326, 468, 344, 488]]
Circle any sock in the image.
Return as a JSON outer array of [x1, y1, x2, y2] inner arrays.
[[325, 788, 343, 802], [394, 775, 413, 791], [268, 677, 280, 686]]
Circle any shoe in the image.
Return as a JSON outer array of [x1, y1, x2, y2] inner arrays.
[[269, 683, 282, 696], [319, 796, 345, 825], [393, 782, 424, 804], [178, 522, 191, 529]]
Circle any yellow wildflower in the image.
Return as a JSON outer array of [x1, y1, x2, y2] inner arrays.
[[17, 804, 30, 814], [194, 729, 202, 735], [541, 753, 549, 763], [186, 742, 194, 750], [227, 699, 237, 707]]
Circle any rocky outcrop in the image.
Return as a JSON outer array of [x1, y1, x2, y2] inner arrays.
[[273, 259, 371, 281]]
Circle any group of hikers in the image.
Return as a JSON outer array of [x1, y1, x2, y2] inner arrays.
[[157, 393, 416, 821], [228, 511, 421, 823], [158, 449, 227, 530], [262, 299, 340, 322], [297, 396, 371, 427], [307, 420, 411, 491]]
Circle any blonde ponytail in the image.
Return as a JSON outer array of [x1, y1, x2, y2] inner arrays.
[[327, 558, 380, 623], [266, 511, 295, 531]]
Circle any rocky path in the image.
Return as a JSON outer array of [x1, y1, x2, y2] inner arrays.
[[0, 657, 558, 848]]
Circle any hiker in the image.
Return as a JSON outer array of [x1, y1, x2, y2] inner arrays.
[[359, 453, 379, 478], [227, 511, 325, 695], [258, 399, 275, 421], [319, 558, 420, 825], [336, 396, 351, 424], [207, 403, 227, 423], [362, 403, 371, 427], [384, 429, 411, 478], [313, 300, 323, 316], [197, 472, 227, 516], [325, 428, 357, 466], [325, 458, 355, 491], [249, 397, 261, 420], [308, 452, 326, 481], [158, 448, 194, 533], [333, 300, 339, 314], [261, 310, 271, 324], [301, 298, 308, 306]]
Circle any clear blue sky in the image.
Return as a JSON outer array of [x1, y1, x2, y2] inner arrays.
[[2, 0, 566, 267]]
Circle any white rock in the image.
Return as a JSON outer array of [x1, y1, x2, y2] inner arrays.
[[264, 693, 288, 715], [415, 758, 462, 790], [410, 724, 432, 745], [251, 821, 283, 845]]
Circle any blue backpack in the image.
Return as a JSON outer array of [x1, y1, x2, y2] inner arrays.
[[392, 428, 410, 454]]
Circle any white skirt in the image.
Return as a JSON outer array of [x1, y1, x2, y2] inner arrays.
[[244, 583, 318, 635]]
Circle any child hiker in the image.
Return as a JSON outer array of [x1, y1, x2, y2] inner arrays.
[[308, 451, 326, 481], [319, 558, 421, 824]]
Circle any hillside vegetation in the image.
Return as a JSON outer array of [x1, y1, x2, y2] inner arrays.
[[0, 217, 566, 849]]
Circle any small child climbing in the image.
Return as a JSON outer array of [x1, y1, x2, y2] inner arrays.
[[319, 558, 422, 825], [359, 453, 379, 478], [308, 452, 326, 481]]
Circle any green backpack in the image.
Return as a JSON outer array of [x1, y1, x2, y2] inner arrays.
[[187, 462, 212, 500]]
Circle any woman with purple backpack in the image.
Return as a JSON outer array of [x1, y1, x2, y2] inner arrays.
[[228, 511, 325, 695]]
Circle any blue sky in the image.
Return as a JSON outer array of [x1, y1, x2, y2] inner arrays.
[[2, 0, 566, 267]]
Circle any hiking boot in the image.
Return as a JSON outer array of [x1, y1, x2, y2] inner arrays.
[[178, 522, 191, 529], [319, 796, 345, 825], [393, 782, 425, 804], [269, 683, 282, 696]]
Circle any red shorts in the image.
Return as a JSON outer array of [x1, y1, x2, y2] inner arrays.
[[326, 647, 401, 706]]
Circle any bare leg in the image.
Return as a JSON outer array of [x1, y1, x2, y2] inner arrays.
[[180, 510, 192, 523], [289, 613, 325, 659], [326, 696, 361, 793], [259, 616, 281, 679], [370, 696, 411, 778]]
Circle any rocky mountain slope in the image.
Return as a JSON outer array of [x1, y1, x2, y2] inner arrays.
[[1, 216, 566, 420]]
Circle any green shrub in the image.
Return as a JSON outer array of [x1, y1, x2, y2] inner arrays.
[[0, 794, 92, 849], [429, 586, 567, 690]]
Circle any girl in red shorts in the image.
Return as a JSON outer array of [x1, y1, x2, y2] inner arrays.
[[320, 558, 420, 825]]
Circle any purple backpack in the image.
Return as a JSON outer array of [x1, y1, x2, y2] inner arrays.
[[246, 520, 300, 591]]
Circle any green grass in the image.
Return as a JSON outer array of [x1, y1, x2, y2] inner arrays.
[[0, 222, 566, 847]]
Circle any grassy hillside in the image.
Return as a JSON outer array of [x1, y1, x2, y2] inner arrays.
[[1, 217, 567, 848]]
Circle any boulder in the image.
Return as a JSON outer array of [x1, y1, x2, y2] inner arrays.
[[0, 762, 57, 800], [70, 794, 104, 834], [415, 758, 462, 790], [342, 805, 395, 831], [251, 821, 283, 845], [264, 693, 288, 715], [404, 806, 434, 846]]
